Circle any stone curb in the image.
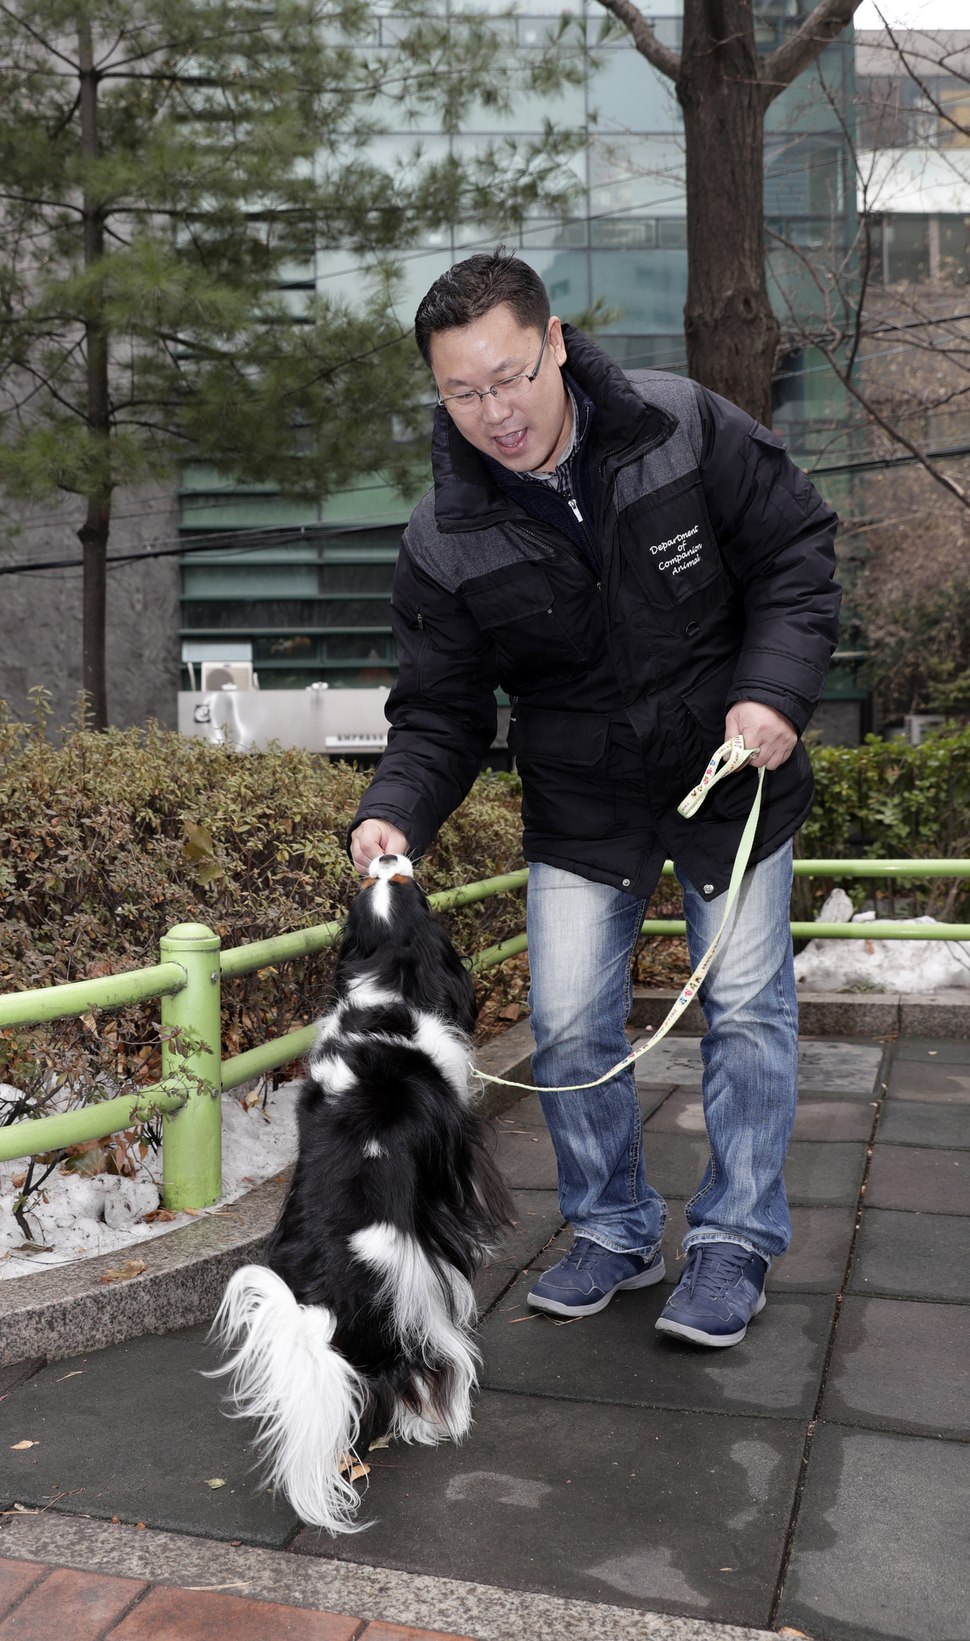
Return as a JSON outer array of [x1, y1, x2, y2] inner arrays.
[[2, 988, 967, 1367]]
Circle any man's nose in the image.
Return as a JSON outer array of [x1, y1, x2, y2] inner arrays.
[[481, 389, 512, 425]]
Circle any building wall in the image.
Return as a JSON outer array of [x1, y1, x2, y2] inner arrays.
[[0, 487, 180, 730]]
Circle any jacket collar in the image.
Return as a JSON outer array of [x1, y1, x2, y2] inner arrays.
[[430, 324, 677, 535]]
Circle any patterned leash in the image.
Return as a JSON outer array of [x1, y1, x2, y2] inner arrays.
[[468, 735, 764, 1096]]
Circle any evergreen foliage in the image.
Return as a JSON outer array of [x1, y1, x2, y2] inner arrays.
[[0, 0, 584, 720]]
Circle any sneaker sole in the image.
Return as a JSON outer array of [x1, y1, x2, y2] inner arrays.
[[526, 1258, 666, 1317], [654, 1289, 767, 1347]]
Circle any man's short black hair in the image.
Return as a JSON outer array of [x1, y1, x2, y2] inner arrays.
[[414, 246, 551, 366]]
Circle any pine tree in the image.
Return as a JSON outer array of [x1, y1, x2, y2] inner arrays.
[[0, 0, 582, 725]]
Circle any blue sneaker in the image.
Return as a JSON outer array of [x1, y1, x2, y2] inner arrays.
[[655, 1242, 767, 1347], [527, 1237, 665, 1317]]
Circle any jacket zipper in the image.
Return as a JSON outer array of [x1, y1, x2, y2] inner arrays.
[[512, 519, 600, 588]]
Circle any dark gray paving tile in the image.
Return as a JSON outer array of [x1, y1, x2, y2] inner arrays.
[[480, 1270, 833, 1419], [878, 1099, 970, 1149], [492, 1093, 547, 1133], [785, 1141, 868, 1206], [631, 1036, 704, 1087], [821, 1295, 970, 1440], [795, 1041, 884, 1095], [780, 1423, 970, 1641], [292, 1389, 805, 1628], [491, 1122, 558, 1190], [886, 1057, 970, 1103], [0, 1326, 299, 1547], [892, 1037, 970, 1064], [659, 1201, 853, 1294], [492, 1188, 564, 1267], [645, 1090, 874, 1143], [767, 1206, 856, 1293], [475, 1260, 523, 1315], [851, 1208, 970, 1302], [0, 1358, 45, 1396], [866, 1145, 970, 1215]]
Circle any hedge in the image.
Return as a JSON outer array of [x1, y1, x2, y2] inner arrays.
[[3, 703, 969, 1100]]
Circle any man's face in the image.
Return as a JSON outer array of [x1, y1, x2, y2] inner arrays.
[[428, 304, 570, 474]]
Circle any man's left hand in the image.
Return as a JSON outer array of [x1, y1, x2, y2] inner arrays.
[[725, 702, 797, 770]]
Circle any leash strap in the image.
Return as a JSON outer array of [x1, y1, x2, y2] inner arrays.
[[469, 736, 764, 1096]]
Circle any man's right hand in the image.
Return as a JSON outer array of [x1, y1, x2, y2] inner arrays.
[[350, 818, 411, 875]]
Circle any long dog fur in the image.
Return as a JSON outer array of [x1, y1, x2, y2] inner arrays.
[[208, 854, 514, 1532]]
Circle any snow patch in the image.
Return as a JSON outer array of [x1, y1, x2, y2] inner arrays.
[[1, 1079, 301, 1281], [793, 889, 970, 993]]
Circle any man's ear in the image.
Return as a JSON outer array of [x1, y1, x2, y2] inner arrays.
[[549, 315, 568, 368]]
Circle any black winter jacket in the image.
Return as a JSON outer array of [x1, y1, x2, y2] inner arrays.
[[351, 328, 841, 903]]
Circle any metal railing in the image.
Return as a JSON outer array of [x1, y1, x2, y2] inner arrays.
[[0, 872, 531, 1208], [1, 859, 968, 1210]]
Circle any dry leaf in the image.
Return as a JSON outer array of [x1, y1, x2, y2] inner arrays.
[[10, 1440, 38, 1451], [367, 1434, 392, 1451], [205, 1478, 227, 1489], [778, 1629, 816, 1639], [336, 1453, 370, 1481], [98, 1259, 147, 1285]]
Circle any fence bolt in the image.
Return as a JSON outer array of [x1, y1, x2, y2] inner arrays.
[[159, 923, 222, 1210]]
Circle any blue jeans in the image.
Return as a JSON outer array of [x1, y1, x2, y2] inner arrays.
[[526, 843, 798, 1266]]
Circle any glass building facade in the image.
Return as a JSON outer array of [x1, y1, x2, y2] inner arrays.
[[179, 0, 858, 694]]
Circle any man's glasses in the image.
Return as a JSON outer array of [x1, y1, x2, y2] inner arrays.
[[435, 330, 549, 413]]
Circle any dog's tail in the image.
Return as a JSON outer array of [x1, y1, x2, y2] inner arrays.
[[207, 1264, 368, 1534]]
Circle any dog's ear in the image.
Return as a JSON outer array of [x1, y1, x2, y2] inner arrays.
[[419, 918, 477, 1032]]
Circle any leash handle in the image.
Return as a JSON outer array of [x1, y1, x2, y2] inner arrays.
[[469, 737, 763, 1096]]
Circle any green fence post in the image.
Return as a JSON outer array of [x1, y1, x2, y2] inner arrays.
[[159, 922, 222, 1210]]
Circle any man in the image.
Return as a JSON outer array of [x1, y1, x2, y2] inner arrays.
[[349, 248, 840, 1348]]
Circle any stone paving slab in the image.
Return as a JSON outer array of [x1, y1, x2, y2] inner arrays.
[[643, 1134, 868, 1207], [0, 1327, 300, 1548], [489, 1123, 558, 1191], [891, 1036, 970, 1064], [630, 1037, 883, 1095], [485, 1188, 563, 1269], [644, 1090, 875, 1143], [886, 1056, 970, 1101], [864, 1144, 970, 1215], [850, 1207, 970, 1302], [877, 1099, 970, 1148], [290, 1389, 805, 1631], [479, 1271, 833, 1420], [779, 1422, 970, 1641], [821, 1295, 970, 1440], [0, 1515, 784, 1641]]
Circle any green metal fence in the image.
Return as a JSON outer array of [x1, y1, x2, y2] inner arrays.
[[1, 859, 968, 1210]]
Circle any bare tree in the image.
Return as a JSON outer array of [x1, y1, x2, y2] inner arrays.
[[593, 0, 863, 424]]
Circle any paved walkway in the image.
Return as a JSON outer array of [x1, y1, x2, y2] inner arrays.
[[1, 1026, 968, 1641]]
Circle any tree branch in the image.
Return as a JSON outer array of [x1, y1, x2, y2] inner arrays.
[[593, 0, 680, 81], [762, 0, 864, 105]]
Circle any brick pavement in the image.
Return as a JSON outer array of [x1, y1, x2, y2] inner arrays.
[[0, 1558, 474, 1641]]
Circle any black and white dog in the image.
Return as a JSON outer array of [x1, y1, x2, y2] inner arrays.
[[209, 854, 513, 1533]]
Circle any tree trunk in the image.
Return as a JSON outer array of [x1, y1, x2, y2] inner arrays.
[[78, 18, 111, 730], [677, 1, 778, 426]]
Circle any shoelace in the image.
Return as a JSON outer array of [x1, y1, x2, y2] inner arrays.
[[684, 1245, 752, 1300]]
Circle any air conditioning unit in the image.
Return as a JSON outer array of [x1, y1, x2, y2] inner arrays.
[[903, 713, 944, 747], [201, 661, 258, 692]]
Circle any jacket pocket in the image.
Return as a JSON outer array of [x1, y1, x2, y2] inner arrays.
[[461, 563, 588, 679], [619, 475, 727, 610]]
